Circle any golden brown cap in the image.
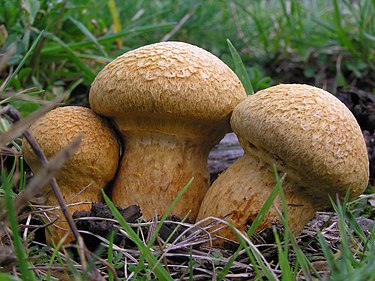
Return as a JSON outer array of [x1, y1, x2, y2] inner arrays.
[[89, 41, 246, 124], [231, 84, 369, 199], [23, 106, 119, 183]]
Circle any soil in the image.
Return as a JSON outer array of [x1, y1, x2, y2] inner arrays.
[[73, 203, 142, 251], [267, 52, 375, 93], [334, 86, 375, 185], [73, 202, 191, 252]]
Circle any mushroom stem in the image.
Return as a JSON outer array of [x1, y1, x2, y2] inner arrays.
[[43, 167, 104, 244], [112, 117, 225, 221], [197, 150, 317, 240]]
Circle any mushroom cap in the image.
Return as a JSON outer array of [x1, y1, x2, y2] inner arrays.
[[231, 84, 369, 200], [89, 41, 246, 125], [23, 106, 119, 194]]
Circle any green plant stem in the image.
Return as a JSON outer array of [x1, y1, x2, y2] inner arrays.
[[2, 172, 36, 281]]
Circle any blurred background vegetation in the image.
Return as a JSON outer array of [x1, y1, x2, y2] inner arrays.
[[0, 0, 374, 116]]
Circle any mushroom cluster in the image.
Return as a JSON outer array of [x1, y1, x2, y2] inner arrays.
[[23, 42, 246, 245], [197, 84, 369, 243], [23, 42, 369, 247]]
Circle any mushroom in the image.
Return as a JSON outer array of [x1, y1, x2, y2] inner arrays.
[[197, 84, 369, 242], [89, 41, 246, 221], [23, 106, 119, 244]]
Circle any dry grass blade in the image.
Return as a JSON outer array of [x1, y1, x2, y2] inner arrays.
[[0, 134, 82, 229], [14, 135, 82, 213], [160, 6, 197, 42], [0, 44, 16, 74], [0, 102, 59, 147], [0, 88, 47, 105], [0, 88, 50, 105]]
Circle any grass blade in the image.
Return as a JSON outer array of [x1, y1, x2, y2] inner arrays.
[[332, 0, 359, 57], [290, 235, 317, 279], [133, 178, 193, 277], [247, 172, 286, 238], [272, 169, 292, 281], [231, 1, 271, 55], [2, 172, 36, 281], [227, 39, 254, 95], [68, 16, 107, 57], [218, 172, 285, 280], [46, 237, 67, 280], [102, 191, 173, 281], [148, 178, 193, 248], [229, 223, 278, 281], [273, 166, 318, 279], [44, 33, 96, 82], [107, 231, 116, 281], [189, 244, 193, 281], [107, 0, 122, 48], [0, 273, 22, 281], [41, 23, 175, 55], [273, 228, 292, 281], [318, 232, 338, 273], [1, 31, 44, 93]]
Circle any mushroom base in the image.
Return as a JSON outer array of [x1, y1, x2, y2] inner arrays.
[[42, 178, 104, 245], [196, 155, 319, 245], [111, 131, 215, 222]]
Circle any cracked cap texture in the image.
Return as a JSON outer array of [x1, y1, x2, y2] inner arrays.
[[23, 106, 119, 194], [231, 84, 369, 199], [89, 41, 246, 123]]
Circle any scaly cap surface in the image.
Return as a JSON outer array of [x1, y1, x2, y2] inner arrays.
[[23, 106, 119, 184], [89, 41, 246, 123], [231, 84, 369, 199]]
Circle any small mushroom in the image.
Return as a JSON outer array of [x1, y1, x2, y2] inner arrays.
[[89, 41, 246, 221], [23, 106, 119, 244], [197, 84, 369, 242]]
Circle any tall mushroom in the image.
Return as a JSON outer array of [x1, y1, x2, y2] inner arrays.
[[197, 84, 369, 242], [23, 106, 119, 244], [89, 41, 246, 221]]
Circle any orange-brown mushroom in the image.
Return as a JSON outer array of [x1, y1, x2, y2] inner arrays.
[[23, 106, 119, 245], [197, 84, 369, 243]]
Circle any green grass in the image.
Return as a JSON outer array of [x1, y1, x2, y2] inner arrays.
[[227, 39, 254, 95], [102, 179, 193, 280], [1, 0, 373, 103], [217, 168, 286, 280], [2, 172, 36, 281], [317, 195, 375, 281], [103, 192, 173, 280]]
